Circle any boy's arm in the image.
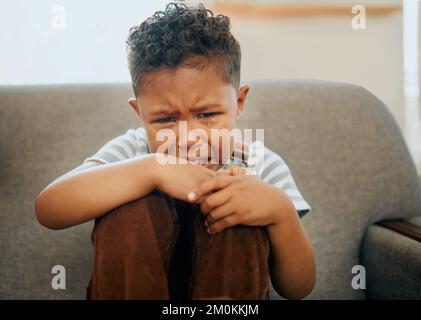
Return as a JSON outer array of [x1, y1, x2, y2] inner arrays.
[[266, 194, 316, 299], [35, 155, 158, 230], [35, 154, 217, 230]]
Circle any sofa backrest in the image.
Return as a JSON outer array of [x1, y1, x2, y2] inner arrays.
[[1, 79, 420, 299]]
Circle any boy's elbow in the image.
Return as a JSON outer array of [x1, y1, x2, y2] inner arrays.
[[273, 271, 316, 300], [283, 279, 316, 300], [34, 191, 63, 230]]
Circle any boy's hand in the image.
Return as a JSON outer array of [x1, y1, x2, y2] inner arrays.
[[152, 154, 217, 202], [217, 165, 248, 176], [187, 175, 288, 234]]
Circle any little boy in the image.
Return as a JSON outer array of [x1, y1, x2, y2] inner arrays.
[[35, 2, 315, 300]]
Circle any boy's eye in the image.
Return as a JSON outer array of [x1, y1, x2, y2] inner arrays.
[[198, 112, 218, 119], [155, 117, 176, 123]]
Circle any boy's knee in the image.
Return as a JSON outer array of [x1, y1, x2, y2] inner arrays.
[[91, 190, 177, 245], [89, 190, 177, 299]]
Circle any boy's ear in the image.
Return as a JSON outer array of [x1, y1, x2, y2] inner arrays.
[[128, 98, 142, 117], [236, 85, 250, 120]]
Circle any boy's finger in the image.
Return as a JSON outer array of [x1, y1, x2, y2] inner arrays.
[[200, 187, 232, 215], [205, 201, 233, 223], [187, 176, 233, 203], [217, 166, 247, 176], [207, 215, 239, 234], [218, 166, 235, 176], [237, 167, 247, 175]]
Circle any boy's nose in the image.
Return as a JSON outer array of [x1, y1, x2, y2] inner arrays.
[[177, 121, 209, 159], [178, 138, 209, 160]]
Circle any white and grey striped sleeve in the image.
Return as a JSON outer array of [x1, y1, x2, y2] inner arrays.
[[83, 127, 149, 164], [249, 142, 311, 218]]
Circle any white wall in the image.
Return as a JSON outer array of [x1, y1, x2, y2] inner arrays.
[[0, 0, 167, 85], [230, 12, 404, 128]]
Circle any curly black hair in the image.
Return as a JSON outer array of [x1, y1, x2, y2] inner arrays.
[[126, 1, 241, 95]]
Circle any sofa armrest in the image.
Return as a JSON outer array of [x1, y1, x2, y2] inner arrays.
[[361, 222, 421, 299], [377, 219, 421, 242]]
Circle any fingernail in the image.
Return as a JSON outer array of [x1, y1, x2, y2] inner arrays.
[[187, 191, 196, 201], [204, 220, 208, 227], [207, 228, 212, 234]]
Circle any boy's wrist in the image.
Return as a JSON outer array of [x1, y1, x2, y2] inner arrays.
[[136, 154, 161, 190], [267, 187, 298, 227]]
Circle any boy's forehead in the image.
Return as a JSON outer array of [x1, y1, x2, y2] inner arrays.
[[141, 63, 223, 92], [138, 65, 234, 109]]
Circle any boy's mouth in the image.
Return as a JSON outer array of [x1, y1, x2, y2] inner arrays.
[[188, 157, 223, 170], [189, 157, 212, 165], [177, 154, 225, 171]]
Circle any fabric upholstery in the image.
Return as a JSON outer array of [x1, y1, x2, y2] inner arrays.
[[362, 225, 421, 299]]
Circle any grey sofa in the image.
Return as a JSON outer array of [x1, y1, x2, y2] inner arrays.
[[1, 79, 421, 300]]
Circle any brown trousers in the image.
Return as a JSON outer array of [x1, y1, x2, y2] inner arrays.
[[87, 190, 270, 300]]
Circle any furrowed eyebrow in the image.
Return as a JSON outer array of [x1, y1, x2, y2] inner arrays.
[[190, 104, 222, 113], [149, 104, 222, 117], [149, 109, 180, 117]]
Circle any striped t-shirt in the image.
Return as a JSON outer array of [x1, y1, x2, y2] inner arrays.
[[83, 127, 311, 218]]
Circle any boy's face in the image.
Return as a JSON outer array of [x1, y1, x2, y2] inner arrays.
[[129, 57, 249, 171]]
